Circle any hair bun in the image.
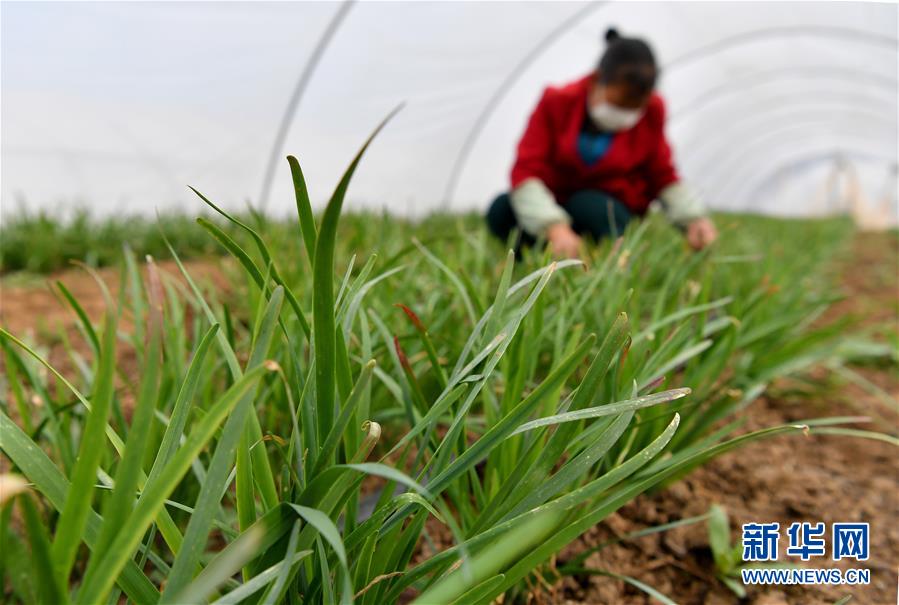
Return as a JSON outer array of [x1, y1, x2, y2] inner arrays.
[[605, 27, 620, 43]]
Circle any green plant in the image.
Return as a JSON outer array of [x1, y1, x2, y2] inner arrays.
[[707, 504, 750, 597], [0, 118, 683, 604], [0, 208, 233, 274], [706, 504, 802, 599], [2, 115, 890, 605]]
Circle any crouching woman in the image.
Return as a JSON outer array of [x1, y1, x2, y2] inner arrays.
[[487, 28, 717, 257]]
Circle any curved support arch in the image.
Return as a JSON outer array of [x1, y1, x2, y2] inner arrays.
[[707, 126, 894, 204], [712, 132, 892, 205], [441, 1, 607, 204], [734, 146, 896, 214], [443, 23, 897, 206], [257, 1, 355, 212], [680, 101, 896, 168], [668, 66, 897, 123], [664, 25, 896, 70], [749, 148, 890, 198], [692, 112, 893, 187]]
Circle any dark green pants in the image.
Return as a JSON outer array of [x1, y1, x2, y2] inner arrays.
[[486, 189, 633, 247]]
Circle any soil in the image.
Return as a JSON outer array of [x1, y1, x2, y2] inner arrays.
[[0, 257, 229, 387], [411, 233, 898, 605], [544, 232, 899, 605], [0, 258, 229, 338], [549, 390, 897, 605], [1, 233, 895, 605]]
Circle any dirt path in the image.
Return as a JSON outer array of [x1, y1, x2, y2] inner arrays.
[[0, 258, 228, 338], [2, 234, 895, 604], [552, 233, 898, 605], [0, 258, 230, 391]]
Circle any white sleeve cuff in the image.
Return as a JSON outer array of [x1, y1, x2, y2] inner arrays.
[[509, 178, 570, 237], [658, 182, 707, 228]]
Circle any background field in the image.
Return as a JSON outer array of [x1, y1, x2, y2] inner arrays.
[[1, 199, 896, 604], [2, 2, 896, 603]]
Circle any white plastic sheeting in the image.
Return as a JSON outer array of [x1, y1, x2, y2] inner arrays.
[[2, 1, 896, 221]]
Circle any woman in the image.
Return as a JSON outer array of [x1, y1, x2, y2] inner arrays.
[[487, 28, 718, 257]]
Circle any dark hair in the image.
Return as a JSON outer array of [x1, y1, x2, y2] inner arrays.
[[597, 27, 658, 96]]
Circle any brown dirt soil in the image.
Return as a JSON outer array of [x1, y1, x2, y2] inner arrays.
[[2, 233, 895, 605], [0, 258, 229, 337], [543, 232, 898, 605], [0, 258, 229, 385]]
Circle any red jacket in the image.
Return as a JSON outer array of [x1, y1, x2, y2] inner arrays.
[[510, 75, 680, 214]]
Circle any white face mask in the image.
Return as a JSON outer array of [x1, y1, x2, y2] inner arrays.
[[589, 102, 643, 131]]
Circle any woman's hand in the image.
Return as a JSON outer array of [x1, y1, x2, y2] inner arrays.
[[546, 223, 582, 258], [685, 217, 718, 251]]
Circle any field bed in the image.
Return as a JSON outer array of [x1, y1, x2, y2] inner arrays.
[[397, 233, 898, 605], [3, 230, 896, 604], [1, 169, 896, 605]]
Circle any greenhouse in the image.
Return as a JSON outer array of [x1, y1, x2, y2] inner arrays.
[[1, 2, 897, 604]]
